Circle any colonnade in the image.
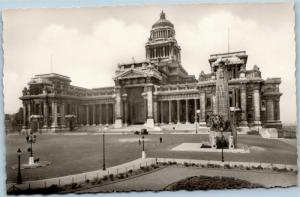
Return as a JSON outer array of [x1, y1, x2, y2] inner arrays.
[[22, 100, 115, 130], [21, 87, 281, 130]]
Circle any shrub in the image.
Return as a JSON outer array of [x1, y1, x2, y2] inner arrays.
[[207, 164, 220, 168], [151, 164, 159, 169], [128, 169, 133, 174], [109, 174, 114, 180], [224, 164, 231, 169], [91, 177, 100, 185], [257, 165, 263, 170], [246, 166, 251, 170], [71, 183, 80, 189], [184, 162, 189, 167], [117, 173, 125, 179], [102, 175, 108, 181], [274, 167, 288, 172], [166, 176, 262, 191], [272, 166, 279, 171], [85, 179, 90, 184]]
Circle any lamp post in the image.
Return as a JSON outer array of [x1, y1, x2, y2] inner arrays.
[[26, 130, 37, 165], [141, 135, 146, 159], [220, 127, 224, 162], [17, 148, 22, 184], [102, 126, 108, 171]]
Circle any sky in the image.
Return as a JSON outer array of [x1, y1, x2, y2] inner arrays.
[[2, 3, 296, 124]]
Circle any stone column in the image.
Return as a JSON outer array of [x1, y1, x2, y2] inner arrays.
[[22, 102, 27, 129], [266, 98, 274, 122], [61, 102, 66, 128], [240, 85, 248, 126], [212, 94, 217, 115], [51, 100, 58, 128], [145, 85, 154, 128], [106, 104, 109, 125], [275, 99, 280, 121], [160, 101, 164, 124], [185, 99, 189, 124], [168, 100, 172, 124], [86, 105, 90, 126], [114, 87, 123, 128], [153, 95, 158, 124], [177, 100, 180, 124], [43, 102, 48, 128], [99, 104, 102, 125], [123, 94, 128, 126], [253, 86, 261, 125], [200, 92, 206, 126], [92, 105, 96, 126], [28, 103, 31, 126]]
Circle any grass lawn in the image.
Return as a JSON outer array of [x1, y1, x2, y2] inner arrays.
[[6, 133, 297, 182]]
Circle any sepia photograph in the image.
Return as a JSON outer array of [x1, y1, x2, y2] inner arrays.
[[2, 2, 297, 194]]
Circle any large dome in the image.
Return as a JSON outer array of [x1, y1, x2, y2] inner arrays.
[[152, 11, 174, 28]]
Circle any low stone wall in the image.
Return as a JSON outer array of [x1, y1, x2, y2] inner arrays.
[[156, 158, 298, 171]]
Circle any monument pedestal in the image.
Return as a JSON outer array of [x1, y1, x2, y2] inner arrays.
[[199, 121, 206, 127], [141, 151, 146, 159], [144, 118, 154, 128], [229, 136, 234, 149], [114, 119, 123, 128], [28, 156, 34, 165]]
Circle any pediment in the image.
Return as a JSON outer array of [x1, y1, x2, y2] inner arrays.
[[115, 69, 147, 80]]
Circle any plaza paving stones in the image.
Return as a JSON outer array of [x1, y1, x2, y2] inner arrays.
[[171, 143, 250, 153]]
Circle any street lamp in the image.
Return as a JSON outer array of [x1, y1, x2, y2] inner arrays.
[[141, 135, 146, 159], [26, 131, 37, 165], [17, 148, 22, 184], [102, 126, 108, 171], [220, 127, 224, 162]]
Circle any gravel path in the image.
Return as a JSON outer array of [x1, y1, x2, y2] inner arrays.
[[80, 166, 297, 192]]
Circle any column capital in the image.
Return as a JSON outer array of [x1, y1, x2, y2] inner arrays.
[[253, 84, 261, 90], [240, 84, 247, 90]]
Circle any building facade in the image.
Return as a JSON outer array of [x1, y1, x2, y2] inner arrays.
[[20, 11, 282, 132]]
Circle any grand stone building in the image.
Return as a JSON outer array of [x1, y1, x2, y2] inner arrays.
[[20, 11, 282, 132]]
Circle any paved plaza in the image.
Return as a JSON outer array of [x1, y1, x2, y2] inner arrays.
[[6, 133, 297, 183]]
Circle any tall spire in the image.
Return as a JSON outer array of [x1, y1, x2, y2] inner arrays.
[[160, 10, 166, 19]]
